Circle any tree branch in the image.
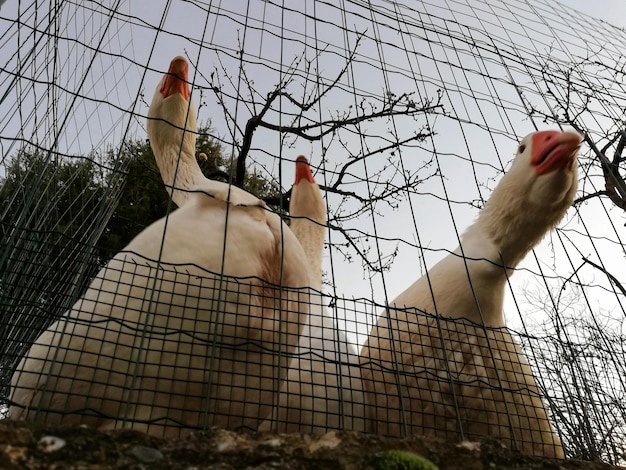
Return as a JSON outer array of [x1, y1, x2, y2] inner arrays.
[[536, 58, 626, 212], [582, 256, 626, 298], [573, 190, 609, 206], [203, 35, 442, 271]]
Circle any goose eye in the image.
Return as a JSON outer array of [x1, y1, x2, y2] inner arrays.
[[518, 144, 526, 154]]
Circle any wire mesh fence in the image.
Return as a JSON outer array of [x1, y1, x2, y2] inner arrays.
[[1, 0, 625, 465], [7, 252, 309, 437]]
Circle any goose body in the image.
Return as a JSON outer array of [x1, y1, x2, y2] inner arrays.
[[9, 57, 310, 436], [259, 156, 365, 433], [360, 130, 581, 457]]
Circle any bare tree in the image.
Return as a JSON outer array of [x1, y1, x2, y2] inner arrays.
[[520, 280, 626, 465], [532, 53, 626, 211], [188, 36, 443, 274]]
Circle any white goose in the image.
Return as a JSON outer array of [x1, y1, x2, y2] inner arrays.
[[9, 56, 310, 437], [360, 130, 581, 458], [259, 156, 365, 433], [146, 56, 201, 208]]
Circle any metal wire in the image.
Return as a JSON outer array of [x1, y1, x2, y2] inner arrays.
[[0, 0, 625, 464]]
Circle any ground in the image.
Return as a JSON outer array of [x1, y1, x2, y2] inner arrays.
[[0, 420, 622, 469]]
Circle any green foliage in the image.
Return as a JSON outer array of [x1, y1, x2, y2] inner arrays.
[[0, 148, 107, 310], [193, 128, 282, 212], [0, 124, 280, 266], [97, 138, 172, 257], [370, 450, 439, 470], [0, 148, 105, 239]]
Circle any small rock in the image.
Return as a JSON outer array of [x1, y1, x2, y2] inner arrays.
[[214, 429, 248, 452], [126, 445, 163, 463], [4, 445, 28, 463], [261, 437, 283, 448], [457, 441, 481, 452], [37, 435, 66, 453], [309, 431, 341, 453]]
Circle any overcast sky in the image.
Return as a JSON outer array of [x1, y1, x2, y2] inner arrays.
[[561, 0, 626, 26]]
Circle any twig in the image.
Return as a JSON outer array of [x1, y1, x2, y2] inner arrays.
[[582, 256, 626, 297]]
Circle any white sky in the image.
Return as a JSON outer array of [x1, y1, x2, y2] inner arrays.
[[561, 0, 626, 26]]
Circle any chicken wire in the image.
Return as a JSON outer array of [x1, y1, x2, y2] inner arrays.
[[0, 0, 625, 464]]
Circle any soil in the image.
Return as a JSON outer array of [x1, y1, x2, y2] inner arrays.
[[0, 419, 623, 469]]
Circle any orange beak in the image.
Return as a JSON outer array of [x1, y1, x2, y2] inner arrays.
[[159, 56, 191, 100], [295, 155, 315, 184], [531, 130, 581, 176]]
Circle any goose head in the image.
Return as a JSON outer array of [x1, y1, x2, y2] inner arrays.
[[507, 130, 580, 204], [473, 130, 581, 267]]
